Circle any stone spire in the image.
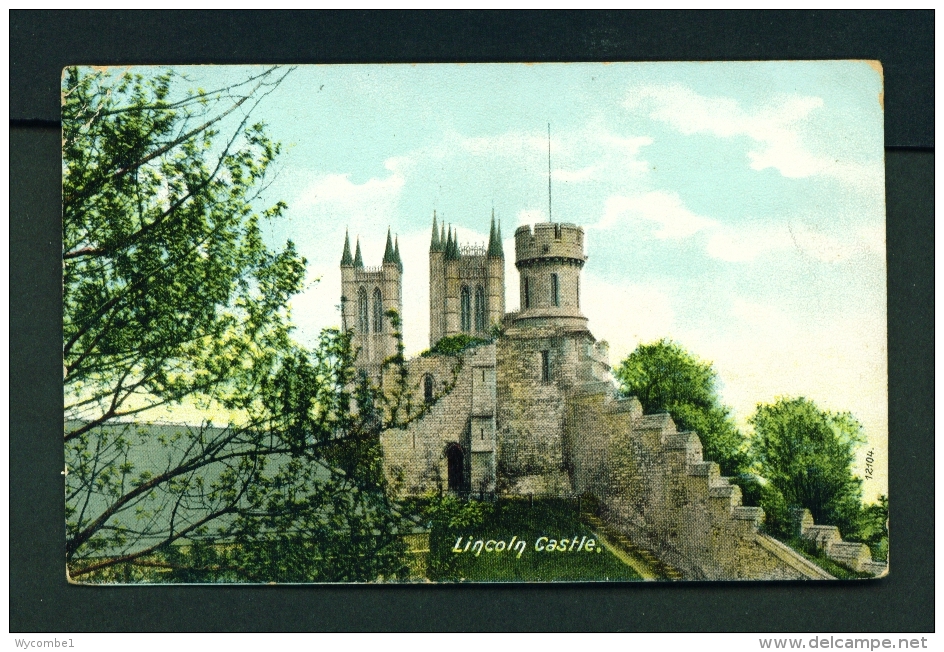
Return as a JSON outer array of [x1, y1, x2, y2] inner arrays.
[[394, 236, 403, 271], [353, 237, 364, 268], [440, 223, 446, 249], [383, 227, 396, 264], [447, 226, 461, 260], [487, 210, 503, 259], [340, 229, 354, 266], [430, 211, 442, 252]]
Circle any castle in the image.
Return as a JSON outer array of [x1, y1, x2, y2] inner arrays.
[[341, 213, 610, 496], [339, 214, 887, 580]]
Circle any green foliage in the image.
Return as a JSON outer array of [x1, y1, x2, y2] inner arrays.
[[63, 67, 407, 583], [850, 495, 888, 561], [488, 322, 505, 340], [615, 338, 747, 475], [63, 65, 301, 435], [423, 333, 492, 358], [381, 310, 412, 427], [66, 327, 409, 583], [421, 493, 492, 578], [737, 475, 795, 539], [749, 397, 866, 538]]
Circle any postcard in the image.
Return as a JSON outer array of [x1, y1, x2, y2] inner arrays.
[[63, 62, 887, 583]]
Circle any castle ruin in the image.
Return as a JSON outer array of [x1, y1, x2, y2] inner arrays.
[[339, 214, 886, 580]]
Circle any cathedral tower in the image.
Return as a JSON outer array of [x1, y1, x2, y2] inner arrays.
[[340, 227, 403, 377], [428, 212, 446, 346], [428, 214, 505, 348]]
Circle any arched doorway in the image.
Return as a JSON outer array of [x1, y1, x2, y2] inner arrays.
[[445, 443, 465, 492]]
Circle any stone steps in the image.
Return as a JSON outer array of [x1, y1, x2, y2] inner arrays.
[[688, 461, 720, 480], [583, 515, 684, 581], [596, 402, 887, 579]]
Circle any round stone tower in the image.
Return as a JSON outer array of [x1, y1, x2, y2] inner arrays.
[[513, 222, 587, 331]]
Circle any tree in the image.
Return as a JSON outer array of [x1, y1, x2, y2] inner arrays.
[[63, 66, 307, 439], [614, 339, 747, 476], [748, 397, 866, 537], [420, 493, 492, 580], [63, 66, 407, 581], [854, 494, 888, 561]]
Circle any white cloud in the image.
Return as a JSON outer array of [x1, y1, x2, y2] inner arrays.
[[690, 297, 888, 500], [293, 157, 406, 237], [596, 191, 714, 238], [626, 84, 882, 187], [424, 125, 653, 190], [858, 223, 886, 258], [553, 165, 599, 182], [593, 190, 884, 265], [707, 220, 886, 264], [705, 225, 791, 262], [787, 224, 855, 263], [730, 298, 788, 328], [516, 208, 546, 226], [581, 273, 676, 365], [456, 131, 547, 160]]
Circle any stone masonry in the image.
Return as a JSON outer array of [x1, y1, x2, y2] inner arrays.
[[344, 215, 885, 580]]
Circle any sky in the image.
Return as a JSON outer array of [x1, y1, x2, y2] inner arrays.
[[153, 62, 888, 500]]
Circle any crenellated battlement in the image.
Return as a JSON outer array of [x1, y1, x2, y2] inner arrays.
[[342, 207, 878, 580], [565, 390, 850, 580], [515, 222, 586, 268], [351, 265, 397, 279], [457, 244, 488, 258], [512, 221, 588, 330]]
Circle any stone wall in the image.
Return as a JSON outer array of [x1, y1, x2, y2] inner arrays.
[[381, 346, 496, 495], [379, 334, 879, 579], [566, 389, 836, 580], [793, 509, 888, 576], [495, 327, 587, 493]]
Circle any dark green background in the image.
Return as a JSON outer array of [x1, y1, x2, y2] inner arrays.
[[10, 10, 933, 632]]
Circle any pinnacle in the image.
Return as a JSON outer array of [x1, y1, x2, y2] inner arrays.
[[431, 211, 442, 252], [487, 212, 504, 259], [340, 228, 354, 266], [448, 227, 460, 260], [353, 237, 364, 268], [383, 227, 396, 264]]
